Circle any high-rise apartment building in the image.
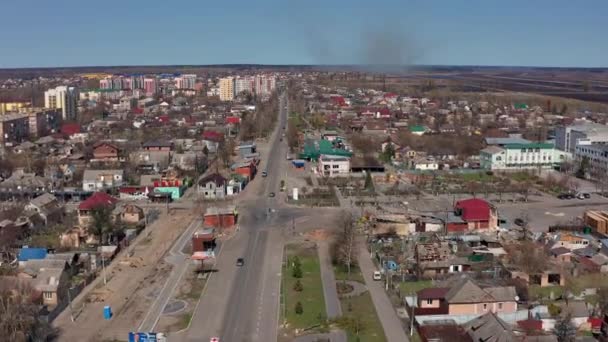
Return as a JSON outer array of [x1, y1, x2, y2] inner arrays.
[[235, 76, 255, 95], [144, 78, 158, 96], [254, 75, 276, 96], [219, 77, 235, 101], [176, 74, 197, 90], [44, 86, 79, 120]]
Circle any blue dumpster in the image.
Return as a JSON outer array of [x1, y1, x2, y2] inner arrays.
[[103, 305, 112, 320]]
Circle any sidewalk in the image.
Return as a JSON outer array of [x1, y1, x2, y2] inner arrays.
[[317, 241, 341, 319], [357, 240, 409, 342]]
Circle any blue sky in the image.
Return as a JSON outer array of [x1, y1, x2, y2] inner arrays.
[[0, 0, 606, 68]]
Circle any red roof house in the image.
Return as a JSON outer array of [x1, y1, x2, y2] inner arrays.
[[202, 130, 224, 142], [61, 123, 81, 136], [454, 198, 497, 230], [226, 116, 241, 125], [78, 192, 118, 227]]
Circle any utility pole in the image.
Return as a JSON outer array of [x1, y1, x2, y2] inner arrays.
[[102, 252, 107, 286], [410, 291, 416, 336], [67, 287, 75, 322]]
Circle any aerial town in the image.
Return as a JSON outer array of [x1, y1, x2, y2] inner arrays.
[[2, 3, 608, 342], [2, 66, 608, 342]]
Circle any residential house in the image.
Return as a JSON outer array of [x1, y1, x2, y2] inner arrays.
[[549, 233, 591, 251], [198, 173, 227, 199], [415, 241, 470, 278], [92, 142, 121, 161], [226, 174, 247, 196], [233, 160, 257, 180], [82, 169, 124, 191], [113, 203, 144, 225], [142, 140, 173, 151], [238, 141, 256, 157], [318, 154, 351, 177], [203, 206, 237, 228], [131, 150, 172, 173], [412, 277, 518, 316], [76, 192, 118, 228], [20, 260, 69, 307], [409, 125, 429, 136], [454, 199, 498, 230], [172, 152, 202, 171], [462, 312, 515, 342], [540, 301, 590, 332], [412, 157, 439, 171], [25, 193, 63, 226], [480, 143, 569, 171]]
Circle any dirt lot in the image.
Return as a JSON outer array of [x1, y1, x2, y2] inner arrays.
[[54, 209, 195, 342]]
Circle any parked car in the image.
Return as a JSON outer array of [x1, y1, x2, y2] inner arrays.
[[269, 192, 275, 197], [373, 271, 382, 281], [577, 192, 591, 199], [236, 258, 244, 266], [514, 218, 525, 226], [261, 171, 268, 177], [557, 193, 575, 200]]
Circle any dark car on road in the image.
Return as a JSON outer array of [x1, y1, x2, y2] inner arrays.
[[514, 218, 525, 226], [269, 192, 275, 197], [557, 193, 575, 200], [236, 258, 244, 266]]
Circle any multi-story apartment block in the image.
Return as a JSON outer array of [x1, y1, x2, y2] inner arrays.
[[26, 108, 62, 138], [219, 77, 235, 101], [44, 86, 78, 120], [235, 76, 255, 95], [0, 101, 31, 114], [175, 74, 197, 89], [144, 78, 158, 96], [254, 74, 276, 96], [0, 113, 30, 145]]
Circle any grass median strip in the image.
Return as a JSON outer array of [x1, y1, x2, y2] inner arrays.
[[336, 266, 386, 342], [282, 243, 327, 333]]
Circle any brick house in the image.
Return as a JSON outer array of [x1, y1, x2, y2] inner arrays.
[[454, 198, 498, 230], [92, 142, 121, 161], [203, 206, 237, 228]]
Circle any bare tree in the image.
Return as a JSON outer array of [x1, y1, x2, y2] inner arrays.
[[0, 278, 57, 341], [333, 211, 357, 279]]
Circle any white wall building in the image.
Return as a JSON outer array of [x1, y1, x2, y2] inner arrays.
[[175, 74, 197, 90], [555, 122, 608, 153], [318, 154, 350, 177], [235, 76, 255, 95], [82, 169, 124, 191], [44, 86, 78, 120], [480, 143, 570, 170], [574, 142, 608, 179]]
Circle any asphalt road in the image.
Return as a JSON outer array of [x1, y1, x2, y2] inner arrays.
[[178, 88, 289, 342]]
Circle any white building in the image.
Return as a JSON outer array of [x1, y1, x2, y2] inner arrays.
[[235, 76, 255, 95], [412, 157, 439, 170], [82, 169, 124, 191], [44, 86, 78, 120], [175, 74, 197, 90], [254, 74, 276, 96], [555, 122, 608, 153], [219, 77, 235, 101], [318, 154, 350, 177], [480, 143, 569, 171], [574, 142, 608, 179]]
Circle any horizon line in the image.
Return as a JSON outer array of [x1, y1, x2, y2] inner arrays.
[[1, 63, 607, 72]]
